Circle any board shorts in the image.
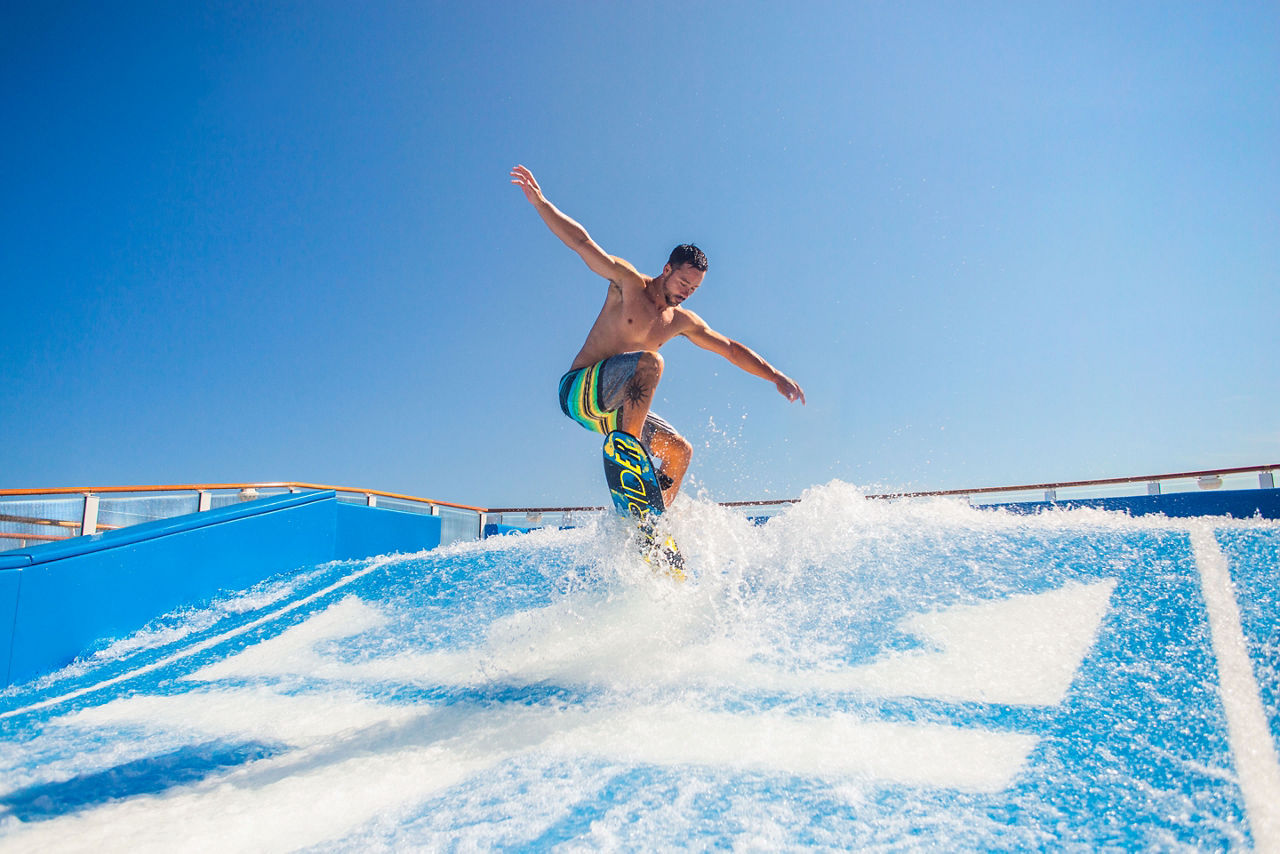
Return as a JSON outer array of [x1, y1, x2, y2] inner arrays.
[[558, 351, 678, 454]]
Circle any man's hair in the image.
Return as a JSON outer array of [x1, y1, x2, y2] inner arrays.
[[668, 244, 708, 272]]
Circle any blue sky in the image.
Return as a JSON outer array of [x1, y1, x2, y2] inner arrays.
[[2, 1, 1276, 507]]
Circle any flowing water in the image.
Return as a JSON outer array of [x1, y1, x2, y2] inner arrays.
[[1, 482, 1277, 851]]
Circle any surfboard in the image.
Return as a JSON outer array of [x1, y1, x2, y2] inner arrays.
[[601, 430, 685, 579]]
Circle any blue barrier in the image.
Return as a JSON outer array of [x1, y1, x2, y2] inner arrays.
[[335, 501, 441, 559], [0, 571, 19, 690], [482, 522, 580, 538], [991, 488, 1280, 519], [483, 490, 1280, 540], [0, 491, 440, 688], [483, 523, 539, 538]]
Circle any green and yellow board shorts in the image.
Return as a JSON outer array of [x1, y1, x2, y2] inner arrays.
[[558, 351, 676, 452]]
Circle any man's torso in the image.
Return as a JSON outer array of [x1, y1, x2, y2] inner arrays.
[[570, 277, 688, 370]]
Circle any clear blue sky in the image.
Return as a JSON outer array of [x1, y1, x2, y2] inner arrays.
[[2, 1, 1277, 507]]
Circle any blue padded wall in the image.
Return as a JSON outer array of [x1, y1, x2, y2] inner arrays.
[[994, 488, 1280, 519], [335, 502, 441, 561], [0, 570, 20, 688], [0, 491, 441, 688]]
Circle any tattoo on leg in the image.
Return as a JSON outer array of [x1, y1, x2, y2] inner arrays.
[[624, 376, 650, 406]]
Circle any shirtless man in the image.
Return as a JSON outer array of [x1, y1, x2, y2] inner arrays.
[[511, 164, 805, 507]]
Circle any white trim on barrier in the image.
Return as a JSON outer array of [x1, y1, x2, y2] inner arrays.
[[80, 494, 99, 537]]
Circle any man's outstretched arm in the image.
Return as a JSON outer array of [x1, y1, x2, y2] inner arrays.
[[681, 312, 806, 404], [510, 165, 634, 282]]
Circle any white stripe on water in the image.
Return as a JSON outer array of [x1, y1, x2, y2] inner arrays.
[[1189, 521, 1280, 850]]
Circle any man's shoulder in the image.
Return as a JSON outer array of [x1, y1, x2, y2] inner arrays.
[[607, 256, 645, 284], [672, 306, 708, 330], [611, 255, 640, 274]]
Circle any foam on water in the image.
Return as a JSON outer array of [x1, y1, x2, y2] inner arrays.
[[1, 481, 1276, 850]]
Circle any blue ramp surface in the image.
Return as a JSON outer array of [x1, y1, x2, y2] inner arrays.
[[1, 483, 1277, 850]]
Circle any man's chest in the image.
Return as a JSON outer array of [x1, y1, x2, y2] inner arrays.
[[612, 298, 675, 344]]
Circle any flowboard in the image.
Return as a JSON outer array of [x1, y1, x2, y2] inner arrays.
[[601, 430, 684, 576]]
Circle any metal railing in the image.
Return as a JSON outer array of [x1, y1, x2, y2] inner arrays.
[[1, 464, 1275, 550], [0, 482, 487, 549], [717, 463, 1280, 508]]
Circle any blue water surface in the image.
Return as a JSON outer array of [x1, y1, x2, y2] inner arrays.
[[1, 487, 1276, 851]]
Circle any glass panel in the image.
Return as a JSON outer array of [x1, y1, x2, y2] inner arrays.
[[0, 496, 85, 548], [209, 492, 245, 510], [375, 497, 435, 516], [96, 494, 199, 530], [438, 506, 480, 545], [970, 489, 1046, 506]]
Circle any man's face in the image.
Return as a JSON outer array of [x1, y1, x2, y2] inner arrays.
[[663, 263, 705, 307]]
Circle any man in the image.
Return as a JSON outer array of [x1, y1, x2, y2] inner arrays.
[[511, 164, 805, 508]]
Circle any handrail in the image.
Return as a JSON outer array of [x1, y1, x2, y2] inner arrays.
[[485, 504, 607, 514], [0, 513, 83, 529], [0, 532, 67, 543], [1, 465, 1274, 534], [0, 513, 120, 533], [863, 462, 1279, 502], [0, 482, 488, 513]]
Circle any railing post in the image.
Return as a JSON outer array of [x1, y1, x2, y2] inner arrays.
[[198, 490, 212, 512], [1262, 471, 1275, 490], [1044, 489, 1057, 503], [365, 493, 377, 507], [81, 493, 99, 536], [1147, 481, 1162, 496]]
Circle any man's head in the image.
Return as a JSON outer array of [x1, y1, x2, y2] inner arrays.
[[661, 244, 707, 307], [668, 244, 708, 272]]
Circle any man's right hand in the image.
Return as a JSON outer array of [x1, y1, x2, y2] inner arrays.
[[510, 164, 544, 205], [510, 164, 630, 283]]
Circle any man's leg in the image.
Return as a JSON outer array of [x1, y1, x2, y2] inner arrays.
[[618, 350, 664, 439], [648, 428, 692, 508], [612, 350, 689, 507]]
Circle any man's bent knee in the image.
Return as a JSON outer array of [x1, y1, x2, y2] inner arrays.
[[637, 350, 664, 377], [650, 429, 691, 465]]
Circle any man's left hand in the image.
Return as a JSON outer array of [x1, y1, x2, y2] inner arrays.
[[777, 375, 806, 405]]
